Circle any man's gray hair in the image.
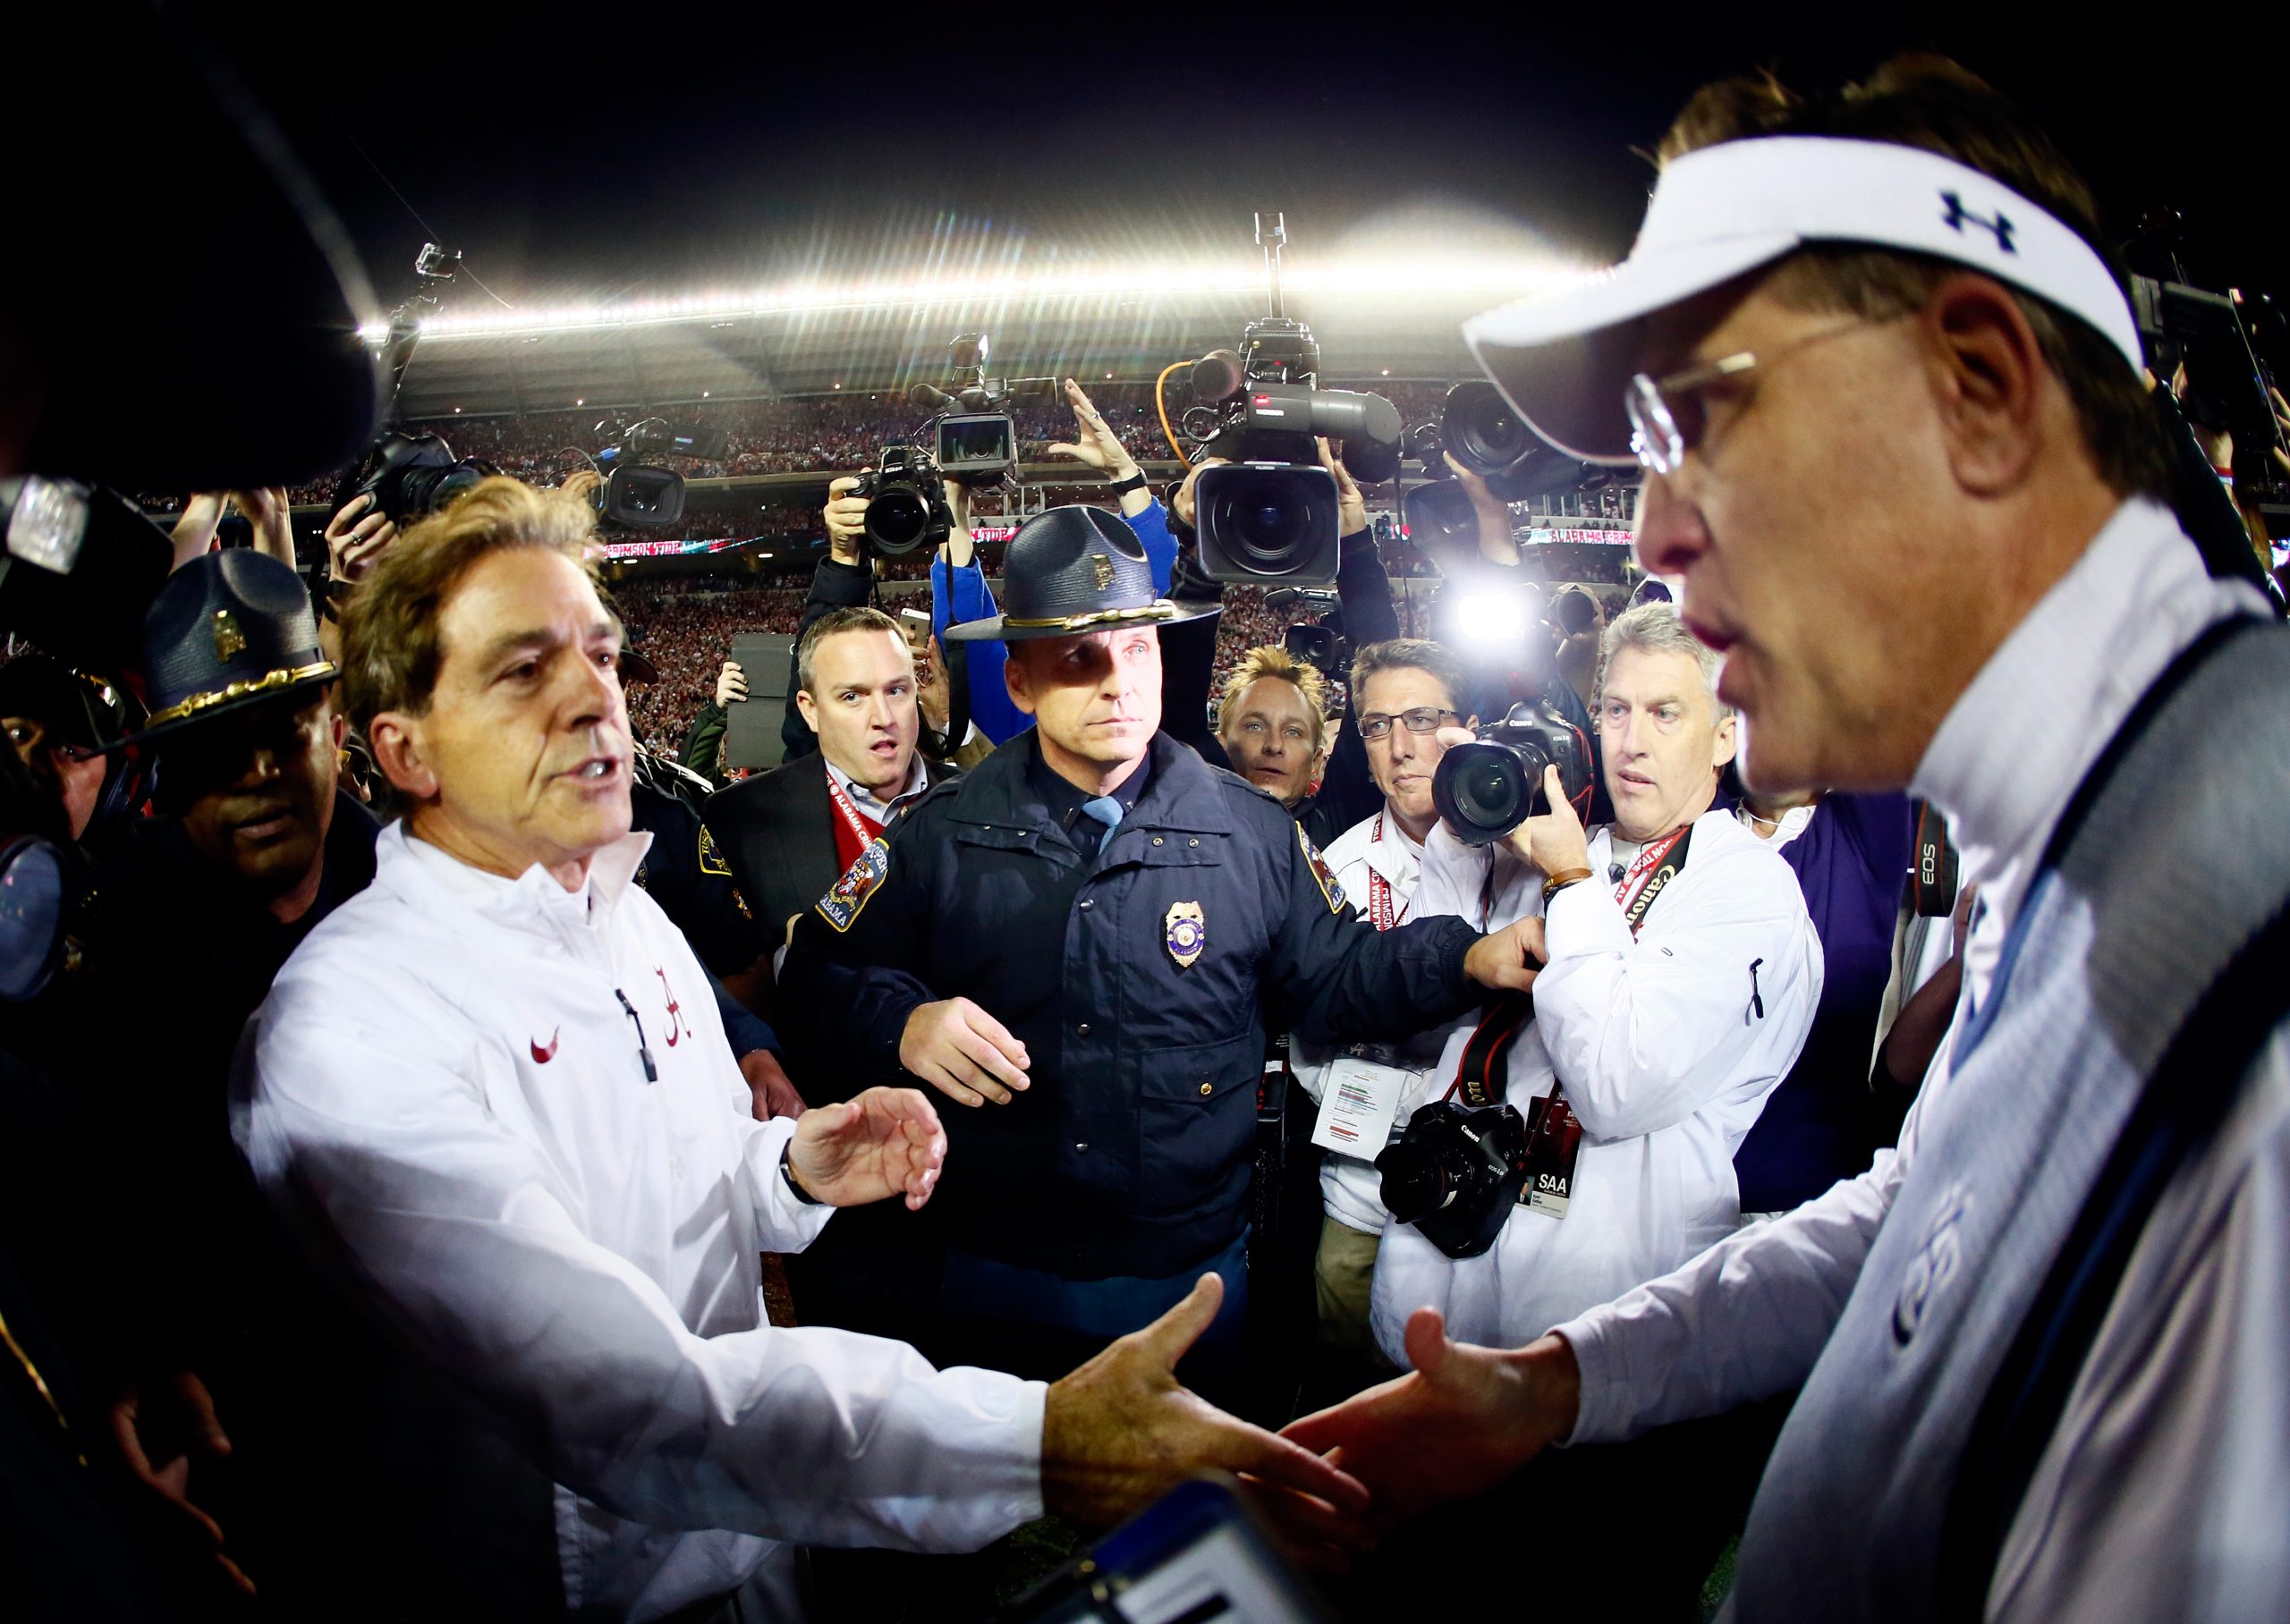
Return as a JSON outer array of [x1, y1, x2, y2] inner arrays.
[[1597, 601, 1730, 714]]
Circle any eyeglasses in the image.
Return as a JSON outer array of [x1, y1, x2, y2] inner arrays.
[[1358, 706, 1461, 741], [1626, 320, 1881, 476]]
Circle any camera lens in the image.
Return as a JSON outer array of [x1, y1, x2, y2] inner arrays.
[[867, 486, 931, 556], [1441, 380, 1532, 476], [1209, 469, 1319, 574], [1433, 739, 1553, 844], [1376, 1139, 1455, 1224]]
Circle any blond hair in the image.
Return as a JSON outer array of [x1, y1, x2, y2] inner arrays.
[[340, 477, 597, 735], [1218, 644, 1329, 752]]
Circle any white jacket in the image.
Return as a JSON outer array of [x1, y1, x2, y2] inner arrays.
[[1370, 808, 1822, 1359], [233, 823, 1042, 1621], [1292, 806, 1458, 1233]]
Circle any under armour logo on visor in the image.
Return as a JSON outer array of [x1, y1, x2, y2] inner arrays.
[[1939, 190, 2016, 254]]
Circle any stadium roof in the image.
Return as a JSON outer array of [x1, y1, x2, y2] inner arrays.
[[384, 255, 1594, 419]]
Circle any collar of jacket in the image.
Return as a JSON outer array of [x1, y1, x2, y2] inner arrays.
[[944, 731, 1234, 840], [372, 818, 657, 936]]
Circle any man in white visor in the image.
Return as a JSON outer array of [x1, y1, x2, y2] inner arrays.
[[1289, 57, 2290, 1623]]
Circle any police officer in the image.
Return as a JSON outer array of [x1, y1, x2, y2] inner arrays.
[[776, 504, 1543, 1395]]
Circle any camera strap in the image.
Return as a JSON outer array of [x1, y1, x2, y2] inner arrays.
[[1448, 991, 1536, 1110], [1616, 824, 1693, 937]]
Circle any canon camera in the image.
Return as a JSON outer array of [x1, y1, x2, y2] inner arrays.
[[1375, 1099, 1532, 1259], [1431, 698, 1593, 845]]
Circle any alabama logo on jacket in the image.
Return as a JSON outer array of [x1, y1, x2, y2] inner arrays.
[[817, 837, 891, 933]]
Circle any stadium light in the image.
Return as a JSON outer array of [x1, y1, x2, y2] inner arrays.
[[396, 251, 1597, 342]]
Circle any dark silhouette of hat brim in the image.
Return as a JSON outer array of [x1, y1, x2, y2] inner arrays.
[[944, 598, 1220, 644]]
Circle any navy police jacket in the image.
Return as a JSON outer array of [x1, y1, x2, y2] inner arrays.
[[776, 730, 1481, 1279]]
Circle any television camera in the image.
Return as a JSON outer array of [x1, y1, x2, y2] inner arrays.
[[907, 333, 1057, 486], [1180, 216, 1404, 585], [1400, 380, 1597, 551]]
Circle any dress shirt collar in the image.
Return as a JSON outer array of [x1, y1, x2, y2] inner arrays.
[[1913, 497, 2265, 946], [827, 751, 928, 819], [388, 818, 655, 929]]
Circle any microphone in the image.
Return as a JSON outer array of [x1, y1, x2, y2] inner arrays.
[[1607, 863, 1625, 884], [1191, 349, 1245, 402], [909, 383, 955, 410]]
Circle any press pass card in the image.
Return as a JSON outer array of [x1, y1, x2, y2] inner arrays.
[[1517, 1092, 1584, 1219], [1310, 1066, 1403, 1158]]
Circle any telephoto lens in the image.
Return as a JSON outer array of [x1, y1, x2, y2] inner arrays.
[[1430, 699, 1593, 844], [855, 446, 952, 557], [1439, 379, 1536, 476], [1193, 462, 1342, 583]]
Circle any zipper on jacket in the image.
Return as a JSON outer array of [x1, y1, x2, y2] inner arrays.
[[615, 989, 658, 1083]]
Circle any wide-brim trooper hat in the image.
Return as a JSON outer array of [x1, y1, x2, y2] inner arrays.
[[945, 505, 1219, 643], [1462, 137, 2146, 467], [108, 550, 337, 752]]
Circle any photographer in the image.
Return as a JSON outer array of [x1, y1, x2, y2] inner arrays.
[[1288, 637, 1480, 1374], [1370, 601, 1820, 1357], [1290, 56, 2290, 1623]]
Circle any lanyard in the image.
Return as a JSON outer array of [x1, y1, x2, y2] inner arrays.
[[1614, 825, 1692, 938], [1365, 815, 1411, 931], [825, 765, 897, 848]]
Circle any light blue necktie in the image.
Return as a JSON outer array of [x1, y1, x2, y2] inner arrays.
[[1080, 795, 1124, 855]]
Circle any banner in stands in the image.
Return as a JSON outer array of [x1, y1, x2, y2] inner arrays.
[[600, 536, 781, 560], [1522, 528, 1633, 546]]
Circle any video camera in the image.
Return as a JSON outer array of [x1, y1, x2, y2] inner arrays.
[[2126, 211, 2289, 539], [908, 333, 1057, 487], [589, 417, 694, 529], [1430, 698, 1594, 845], [1401, 380, 1596, 551], [1183, 216, 1404, 585]]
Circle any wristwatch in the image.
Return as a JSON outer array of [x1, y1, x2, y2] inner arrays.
[[1105, 468, 1149, 495], [1541, 866, 1594, 904], [779, 1144, 825, 1205]]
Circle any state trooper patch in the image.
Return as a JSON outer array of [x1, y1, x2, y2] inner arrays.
[[697, 825, 732, 877], [1165, 900, 1206, 968], [1299, 824, 1345, 913], [816, 837, 891, 933]]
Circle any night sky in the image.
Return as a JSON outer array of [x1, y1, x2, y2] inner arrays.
[[186, 2, 2285, 321]]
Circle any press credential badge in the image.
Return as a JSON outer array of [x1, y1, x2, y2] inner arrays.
[[1311, 1066, 1404, 1158]]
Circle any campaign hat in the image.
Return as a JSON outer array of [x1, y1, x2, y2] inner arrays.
[[944, 505, 1218, 644]]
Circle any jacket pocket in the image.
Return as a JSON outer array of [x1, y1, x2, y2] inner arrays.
[[1133, 1032, 1260, 1223]]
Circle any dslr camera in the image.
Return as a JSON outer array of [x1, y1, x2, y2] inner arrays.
[[1402, 380, 1594, 551], [1431, 698, 1593, 845], [852, 444, 952, 557], [343, 429, 498, 528], [907, 333, 1057, 487], [1375, 1098, 1532, 1259]]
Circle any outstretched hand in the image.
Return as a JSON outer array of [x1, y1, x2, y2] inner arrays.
[[1046, 377, 1141, 479], [785, 1087, 946, 1210], [1281, 1313, 1579, 1532], [1043, 1274, 1370, 1561]]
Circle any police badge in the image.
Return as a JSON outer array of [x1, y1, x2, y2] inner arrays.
[[1165, 901, 1206, 968]]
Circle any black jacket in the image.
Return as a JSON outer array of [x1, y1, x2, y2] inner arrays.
[[702, 752, 955, 951], [776, 730, 1480, 1279]]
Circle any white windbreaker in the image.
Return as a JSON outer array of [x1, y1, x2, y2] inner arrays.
[[233, 822, 1042, 1621], [1370, 808, 1823, 1361]]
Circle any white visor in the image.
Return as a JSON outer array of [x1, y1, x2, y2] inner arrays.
[[1463, 136, 2144, 465]]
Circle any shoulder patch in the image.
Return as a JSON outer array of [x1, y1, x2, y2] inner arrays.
[[816, 837, 892, 933], [1298, 822, 1345, 914], [697, 824, 732, 878]]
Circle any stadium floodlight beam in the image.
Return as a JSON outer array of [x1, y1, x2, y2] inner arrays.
[[394, 253, 1597, 342]]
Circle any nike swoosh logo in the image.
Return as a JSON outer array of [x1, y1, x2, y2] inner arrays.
[[531, 1028, 560, 1064]]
